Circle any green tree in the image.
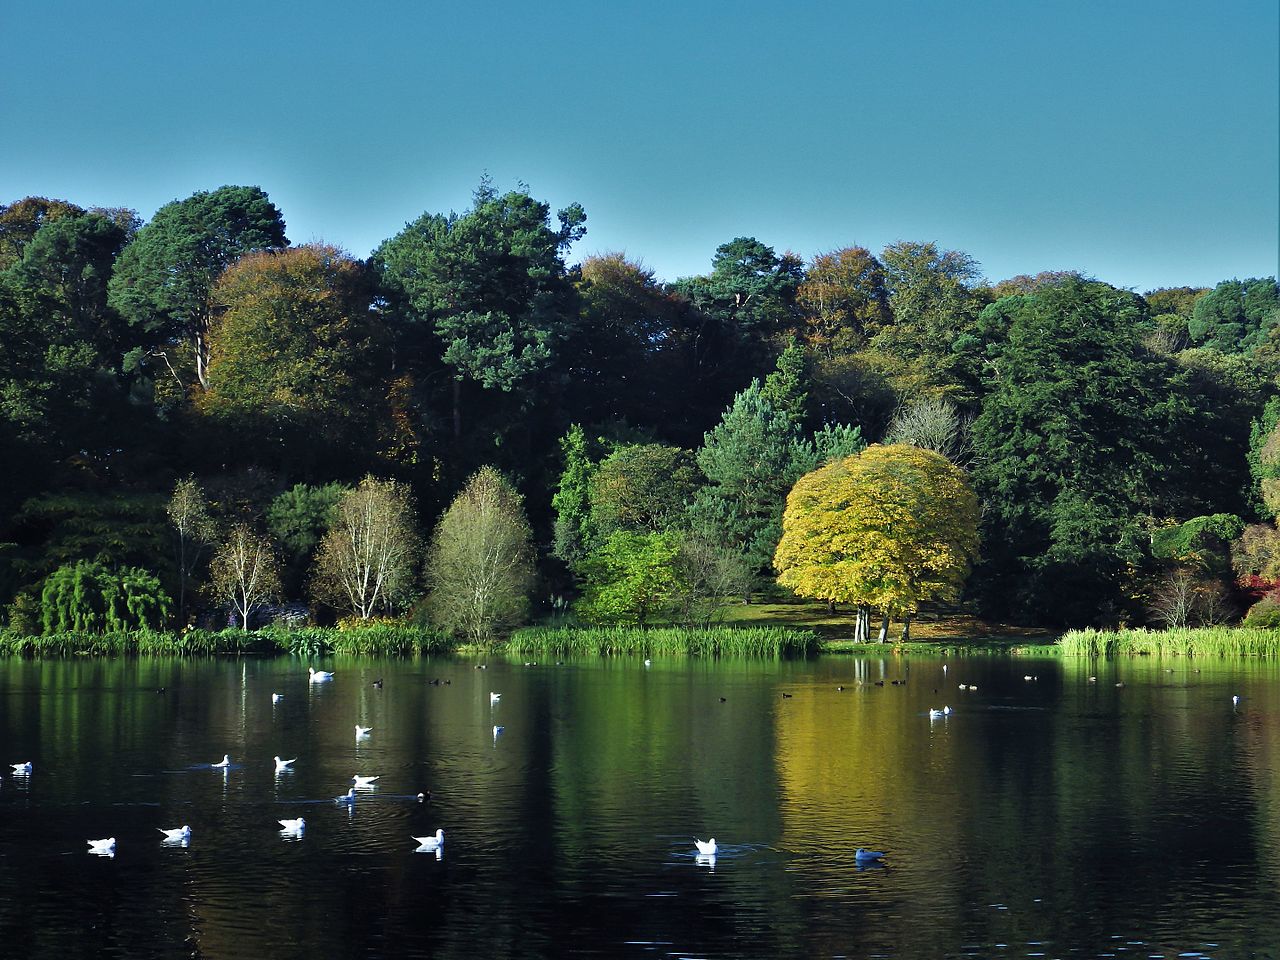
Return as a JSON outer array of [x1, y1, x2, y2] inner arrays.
[[774, 444, 979, 640], [425, 466, 535, 642], [374, 181, 585, 440], [576, 530, 684, 625], [589, 444, 701, 537], [311, 477, 419, 620], [1187, 278, 1280, 352], [0, 197, 85, 270], [688, 380, 836, 591], [970, 279, 1183, 623], [108, 185, 287, 389], [872, 240, 986, 397], [551, 424, 597, 569]]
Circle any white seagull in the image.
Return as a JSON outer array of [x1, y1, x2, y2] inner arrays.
[[352, 774, 380, 788], [278, 817, 306, 832], [335, 788, 357, 804], [87, 837, 116, 855], [492, 725, 505, 738], [490, 692, 501, 703], [10, 761, 32, 774], [855, 848, 885, 863], [157, 825, 191, 842], [308, 667, 335, 683], [412, 828, 445, 851], [355, 725, 373, 738], [274, 756, 296, 772], [694, 838, 717, 856], [212, 755, 231, 768], [272, 693, 282, 704]]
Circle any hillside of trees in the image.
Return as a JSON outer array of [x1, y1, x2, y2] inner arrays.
[[2, 181, 1279, 636]]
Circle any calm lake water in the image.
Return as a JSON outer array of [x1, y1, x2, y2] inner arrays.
[[2, 654, 1279, 959]]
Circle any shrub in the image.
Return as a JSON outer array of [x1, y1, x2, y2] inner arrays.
[[39, 561, 172, 634]]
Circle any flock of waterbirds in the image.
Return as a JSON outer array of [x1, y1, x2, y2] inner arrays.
[[7, 660, 1243, 867], [3, 663, 737, 864]]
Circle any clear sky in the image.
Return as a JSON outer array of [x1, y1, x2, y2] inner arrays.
[[2, 0, 1276, 292]]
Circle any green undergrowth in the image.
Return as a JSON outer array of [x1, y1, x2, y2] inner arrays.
[[1060, 627, 1280, 658]]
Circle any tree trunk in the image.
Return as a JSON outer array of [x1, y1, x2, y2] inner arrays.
[[878, 615, 889, 643], [901, 616, 911, 643], [827, 600, 835, 615]]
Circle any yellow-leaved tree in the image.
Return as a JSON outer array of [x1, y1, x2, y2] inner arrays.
[[774, 443, 980, 641]]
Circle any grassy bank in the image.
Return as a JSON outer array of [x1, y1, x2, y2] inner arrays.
[[505, 625, 822, 658], [1060, 627, 1280, 658]]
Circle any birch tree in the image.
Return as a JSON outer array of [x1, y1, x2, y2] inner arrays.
[[167, 476, 215, 625], [311, 477, 419, 619], [209, 524, 281, 630], [426, 467, 534, 643]]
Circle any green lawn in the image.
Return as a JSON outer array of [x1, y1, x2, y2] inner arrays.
[[719, 597, 1060, 654]]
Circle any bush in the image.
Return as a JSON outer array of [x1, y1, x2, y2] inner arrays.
[[1243, 596, 1280, 629], [39, 561, 171, 634]]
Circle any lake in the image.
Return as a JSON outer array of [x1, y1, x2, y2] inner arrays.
[[1, 654, 1278, 959]]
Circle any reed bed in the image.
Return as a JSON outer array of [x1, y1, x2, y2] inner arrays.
[[1060, 626, 1280, 658], [504, 625, 823, 658], [0, 624, 454, 658]]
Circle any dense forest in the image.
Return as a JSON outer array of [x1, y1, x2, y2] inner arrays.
[[2, 181, 1278, 635]]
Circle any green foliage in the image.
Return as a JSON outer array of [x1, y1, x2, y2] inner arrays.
[[374, 182, 585, 434], [1242, 597, 1280, 629], [970, 279, 1187, 624], [506, 625, 822, 658], [1187, 277, 1280, 352], [1248, 396, 1280, 518], [675, 237, 803, 336], [267, 482, 347, 562], [796, 246, 891, 354], [0, 197, 86, 270], [589, 443, 700, 537], [1145, 286, 1208, 318], [107, 185, 287, 387], [688, 381, 815, 584], [760, 338, 809, 428], [39, 560, 171, 634], [551, 424, 596, 568], [576, 531, 685, 625], [1150, 514, 1243, 570]]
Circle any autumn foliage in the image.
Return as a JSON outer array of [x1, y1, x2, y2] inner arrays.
[[773, 444, 980, 617]]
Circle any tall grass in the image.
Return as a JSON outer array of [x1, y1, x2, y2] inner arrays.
[[0, 624, 454, 658], [505, 626, 823, 658], [1060, 626, 1280, 658]]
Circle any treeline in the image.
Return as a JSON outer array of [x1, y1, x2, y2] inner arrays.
[[1, 181, 1278, 635]]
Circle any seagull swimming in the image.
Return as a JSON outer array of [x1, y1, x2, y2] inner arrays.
[[157, 825, 191, 842], [278, 817, 305, 832], [855, 848, 885, 863], [694, 838, 717, 856], [355, 725, 373, 737], [274, 756, 296, 772], [490, 692, 501, 703], [492, 725, 505, 738], [212, 755, 230, 768], [272, 693, 282, 704], [87, 837, 116, 855], [335, 788, 357, 804], [412, 828, 445, 850], [352, 774, 380, 788], [10, 761, 32, 774], [1232, 695, 1241, 706], [308, 667, 335, 683]]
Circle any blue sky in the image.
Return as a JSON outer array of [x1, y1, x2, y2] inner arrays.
[[2, 0, 1276, 291]]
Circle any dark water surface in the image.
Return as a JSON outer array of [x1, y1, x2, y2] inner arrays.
[[2, 654, 1279, 959]]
